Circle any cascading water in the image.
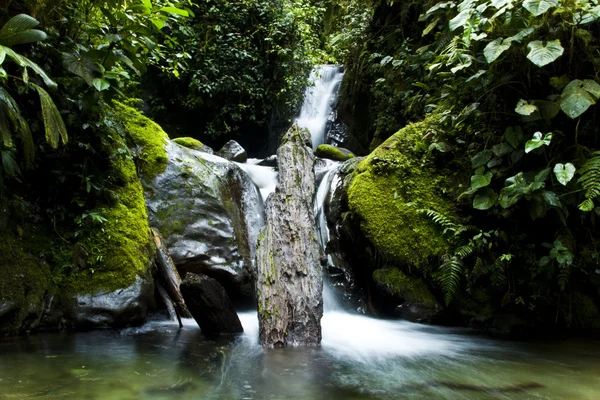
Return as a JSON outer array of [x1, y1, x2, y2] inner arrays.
[[296, 65, 345, 149]]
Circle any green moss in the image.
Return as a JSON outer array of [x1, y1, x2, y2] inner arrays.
[[314, 144, 355, 161], [173, 137, 209, 151], [347, 121, 452, 268], [373, 268, 436, 306], [0, 228, 53, 334], [111, 101, 169, 179], [68, 128, 154, 294]]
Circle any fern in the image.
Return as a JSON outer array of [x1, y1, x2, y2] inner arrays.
[[578, 151, 600, 211], [419, 208, 475, 236], [557, 266, 570, 291], [437, 254, 463, 305]]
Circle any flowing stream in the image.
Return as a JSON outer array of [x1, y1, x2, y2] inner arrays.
[[2, 66, 600, 399]]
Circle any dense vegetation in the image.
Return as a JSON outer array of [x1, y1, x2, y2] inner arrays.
[[2, 0, 600, 332]]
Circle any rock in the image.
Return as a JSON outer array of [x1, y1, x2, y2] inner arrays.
[[346, 121, 455, 269], [216, 140, 248, 163], [315, 144, 355, 161], [69, 274, 155, 328], [180, 273, 243, 336], [172, 137, 214, 154], [256, 125, 323, 346], [372, 268, 441, 323], [144, 141, 263, 301], [255, 155, 277, 167]]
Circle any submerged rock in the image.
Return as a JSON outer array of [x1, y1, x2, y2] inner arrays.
[[216, 140, 248, 163], [315, 144, 355, 161], [372, 268, 441, 323], [172, 137, 214, 154], [256, 125, 323, 346], [143, 141, 263, 301], [180, 273, 243, 336]]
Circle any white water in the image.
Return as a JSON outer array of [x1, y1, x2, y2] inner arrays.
[[237, 162, 278, 202], [296, 65, 345, 149]]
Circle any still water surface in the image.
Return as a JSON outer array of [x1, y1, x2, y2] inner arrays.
[[1, 311, 599, 399]]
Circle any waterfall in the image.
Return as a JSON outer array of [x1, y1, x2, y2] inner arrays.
[[296, 65, 345, 149]]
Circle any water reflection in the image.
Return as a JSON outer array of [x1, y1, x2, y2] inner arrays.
[[1, 313, 600, 399]]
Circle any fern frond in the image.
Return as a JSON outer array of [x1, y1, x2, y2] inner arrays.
[[437, 255, 463, 305], [578, 151, 600, 211], [471, 257, 491, 280], [30, 83, 68, 148], [491, 258, 507, 288], [0, 86, 33, 166], [455, 243, 475, 259], [557, 266, 570, 291]]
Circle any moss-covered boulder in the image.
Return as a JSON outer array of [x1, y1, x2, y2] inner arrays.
[[347, 121, 454, 269], [0, 227, 53, 335], [315, 144, 355, 161], [173, 137, 214, 154], [372, 268, 441, 323]]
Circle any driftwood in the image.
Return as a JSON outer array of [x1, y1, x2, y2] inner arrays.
[[157, 282, 182, 328], [152, 228, 192, 319]]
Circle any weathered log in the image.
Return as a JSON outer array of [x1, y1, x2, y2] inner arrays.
[[156, 282, 182, 328], [180, 273, 243, 336], [256, 124, 323, 346], [152, 228, 192, 318]]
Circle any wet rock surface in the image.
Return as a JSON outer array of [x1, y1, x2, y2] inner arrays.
[[180, 273, 243, 336], [143, 142, 263, 301], [256, 125, 323, 346], [216, 140, 248, 163]]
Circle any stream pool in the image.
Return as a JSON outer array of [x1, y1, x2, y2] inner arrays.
[[1, 311, 599, 400]]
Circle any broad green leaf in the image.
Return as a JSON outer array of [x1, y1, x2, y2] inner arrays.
[[542, 191, 561, 207], [515, 99, 538, 116], [484, 38, 511, 63], [560, 81, 595, 119], [0, 86, 33, 166], [550, 75, 569, 90], [150, 17, 166, 30], [1, 150, 19, 177], [582, 79, 600, 99], [505, 126, 523, 149], [471, 171, 493, 190], [525, 132, 552, 153], [449, 9, 471, 31], [0, 29, 46, 46], [159, 6, 189, 17], [473, 188, 498, 210], [466, 69, 486, 82], [0, 14, 39, 43], [92, 78, 110, 92], [523, 0, 559, 16], [499, 173, 529, 208], [493, 143, 513, 157], [526, 40, 564, 67], [471, 150, 493, 169], [534, 99, 561, 120], [553, 163, 576, 185], [506, 27, 535, 43], [30, 83, 68, 148], [1, 45, 56, 89]]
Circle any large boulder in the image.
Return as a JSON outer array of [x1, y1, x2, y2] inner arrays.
[[172, 137, 214, 154], [372, 268, 441, 323], [216, 140, 248, 163], [140, 140, 263, 302], [180, 273, 243, 336], [256, 125, 323, 346]]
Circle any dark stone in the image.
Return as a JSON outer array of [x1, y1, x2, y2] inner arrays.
[[256, 125, 323, 346], [255, 155, 277, 167], [216, 140, 248, 163], [180, 273, 243, 336], [144, 142, 263, 302]]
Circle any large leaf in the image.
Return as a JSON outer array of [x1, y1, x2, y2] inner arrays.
[[30, 83, 68, 148], [449, 9, 471, 31], [471, 170, 493, 190], [484, 38, 511, 63], [560, 80, 596, 119], [1, 45, 56, 89], [525, 132, 552, 153], [553, 163, 576, 186], [0, 14, 39, 43], [62, 52, 96, 86], [0, 29, 46, 46], [505, 126, 523, 149], [523, 0, 559, 16], [159, 6, 189, 17], [526, 40, 564, 67], [0, 86, 33, 165], [474, 188, 498, 210], [471, 150, 493, 169], [1, 149, 19, 177]]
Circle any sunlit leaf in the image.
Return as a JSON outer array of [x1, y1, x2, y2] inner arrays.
[[523, 0, 559, 16], [553, 163, 576, 186], [526, 40, 564, 67], [525, 132, 552, 153]]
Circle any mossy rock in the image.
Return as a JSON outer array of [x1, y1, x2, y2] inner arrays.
[[173, 137, 214, 154], [347, 121, 454, 269], [0, 227, 53, 335], [68, 124, 155, 294], [110, 101, 169, 179], [314, 144, 355, 161], [373, 268, 437, 306]]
